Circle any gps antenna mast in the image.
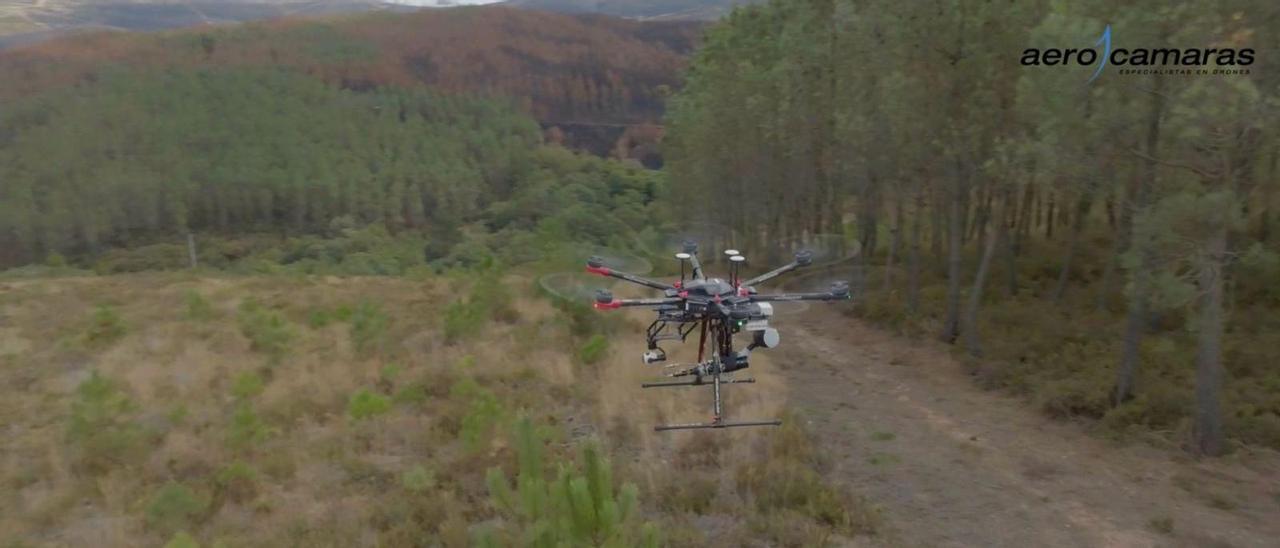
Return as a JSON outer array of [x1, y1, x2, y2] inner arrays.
[[676, 252, 691, 285], [725, 249, 741, 287]]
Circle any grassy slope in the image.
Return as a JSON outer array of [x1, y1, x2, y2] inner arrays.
[[0, 273, 879, 546]]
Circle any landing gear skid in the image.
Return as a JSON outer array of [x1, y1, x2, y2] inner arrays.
[[642, 359, 781, 432]]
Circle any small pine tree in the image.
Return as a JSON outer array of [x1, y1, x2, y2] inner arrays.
[[578, 334, 609, 365], [83, 305, 127, 347], [349, 300, 389, 356], [347, 388, 392, 420], [483, 417, 657, 547], [184, 290, 216, 321]]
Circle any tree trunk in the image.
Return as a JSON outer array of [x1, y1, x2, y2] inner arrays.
[[1261, 150, 1276, 242], [1015, 183, 1034, 256], [1044, 192, 1056, 239], [1192, 225, 1227, 457], [941, 176, 964, 343], [907, 191, 923, 313], [883, 194, 903, 293], [1113, 75, 1164, 405], [1113, 265, 1148, 406], [962, 197, 1003, 356], [860, 190, 880, 263], [931, 185, 946, 274], [1051, 191, 1092, 303]]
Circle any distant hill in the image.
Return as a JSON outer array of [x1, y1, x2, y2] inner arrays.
[[501, 0, 756, 20], [0, 1, 407, 47], [0, 6, 698, 129]]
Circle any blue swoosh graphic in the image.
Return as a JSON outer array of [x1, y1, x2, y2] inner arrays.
[[1087, 25, 1111, 84]]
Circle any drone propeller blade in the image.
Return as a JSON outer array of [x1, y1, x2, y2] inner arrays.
[[745, 233, 861, 272], [763, 267, 856, 316], [538, 245, 654, 302], [539, 272, 616, 303], [638, 221, 741, 261]]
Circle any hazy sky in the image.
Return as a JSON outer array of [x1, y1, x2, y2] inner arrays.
[[383, 0, 505, 5]]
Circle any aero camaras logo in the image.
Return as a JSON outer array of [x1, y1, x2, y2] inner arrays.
[[1021, 25, 1256, 83]]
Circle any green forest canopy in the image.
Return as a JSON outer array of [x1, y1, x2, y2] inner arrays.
[[0, 67, 665, 269], [664, 0, 1278, 453]]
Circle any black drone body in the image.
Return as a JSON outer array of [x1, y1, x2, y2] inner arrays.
[[586, 241, 850, 431]]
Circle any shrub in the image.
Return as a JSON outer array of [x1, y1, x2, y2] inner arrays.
[[348, 388, 392, 420], [733, 417, 877, 536], [1102, 383, 1191, 432], [230, 371, 265, 401], [401, 465, 436, 493], [578, 334, 609, 365], [83, 305, 127, 347], [67, 371, 148, 473], [380, 363, 403, 384], [93, 243, 187, 274], [442, 300, 480, 344], [1036, 372, 1112, 420], [45, 252, 68, 267], [307, 308, 334, 329], [443, 269, 516, 343], [215, 461, 259, 502], [450, 377, 505, 451], [184, 290, 216, 321], [164, 532, 201, 548], [481, 417, 658, 547], [237, 300, 293, 363], [392, 383, 428, 406], [226, 403, 272, 451], [549, 297, 619, 337], [657, 474, 718, 513], [350, 300, 389, 356], [145, 482, 209, 534]]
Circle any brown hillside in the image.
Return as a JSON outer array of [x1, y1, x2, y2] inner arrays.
[[0, 6, 701, 125]]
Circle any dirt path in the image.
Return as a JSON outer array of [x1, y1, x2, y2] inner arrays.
[[778, 309, 1280, 548]]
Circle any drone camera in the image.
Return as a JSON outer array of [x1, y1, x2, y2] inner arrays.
[[752, 328, 780, 349], [642, 348, 667, 365]]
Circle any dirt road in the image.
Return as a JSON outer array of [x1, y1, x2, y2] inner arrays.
[[780, 310, 1280, 548]]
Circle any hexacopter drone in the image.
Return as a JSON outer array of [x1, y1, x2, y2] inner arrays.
[[586, 239, 851, 431]]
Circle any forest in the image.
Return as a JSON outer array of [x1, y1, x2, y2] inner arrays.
[[665, 0, 1279, 455], [0, 7, 681, 269]]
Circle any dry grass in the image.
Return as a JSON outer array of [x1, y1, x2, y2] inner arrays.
[[0, 272, 880, 546]]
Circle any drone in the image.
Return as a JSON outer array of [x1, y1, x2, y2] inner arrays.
[[585, 239, 851, 431]]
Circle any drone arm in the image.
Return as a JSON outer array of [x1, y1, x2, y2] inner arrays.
[[751, 292, 848, 303], [687, 253, 706, 281], [594, 297, 683, 310], [740, 261, 800, 288], [751, 282, 851, 303], [585, 265, 674, 291]]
